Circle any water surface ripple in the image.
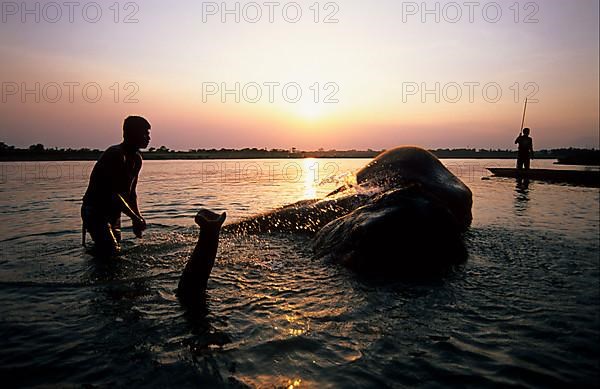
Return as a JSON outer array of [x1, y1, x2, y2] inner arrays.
[[0, 159, 598, 387]]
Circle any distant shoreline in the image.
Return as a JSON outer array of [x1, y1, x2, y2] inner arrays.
[[1, 144, 598, 164], [0, 151, 554, 162], [0, 154, 558, 162]]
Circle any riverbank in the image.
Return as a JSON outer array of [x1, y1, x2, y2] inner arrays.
[[2, 145, 596, 162]]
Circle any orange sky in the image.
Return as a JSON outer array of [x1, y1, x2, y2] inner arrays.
[[0, 0, 598, 150]]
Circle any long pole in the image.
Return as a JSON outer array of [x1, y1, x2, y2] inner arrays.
[[520, 97, 528, 135]]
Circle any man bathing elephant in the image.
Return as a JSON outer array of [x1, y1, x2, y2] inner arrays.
[[176, 146, 472, 304], [79, 120, 473, 303]]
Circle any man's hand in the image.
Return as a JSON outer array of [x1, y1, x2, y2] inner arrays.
[[132, 216, 147, 238]]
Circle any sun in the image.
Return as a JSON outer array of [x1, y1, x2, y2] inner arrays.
[[291, 100, 329, 122]]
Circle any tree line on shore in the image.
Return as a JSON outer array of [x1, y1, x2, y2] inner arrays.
[[0, 142, 597, 164]]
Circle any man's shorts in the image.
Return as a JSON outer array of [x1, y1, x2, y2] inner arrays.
[[81, 204, 122, 256]]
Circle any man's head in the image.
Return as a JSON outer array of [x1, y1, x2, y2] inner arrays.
[[523, 128, 531, 136], [123, 116, 151, 149]]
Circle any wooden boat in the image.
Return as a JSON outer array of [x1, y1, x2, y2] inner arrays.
[[487, 168, 600, 187]]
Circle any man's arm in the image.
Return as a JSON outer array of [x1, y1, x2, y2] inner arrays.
[[128, 154, 144, 219], [116, 193, 142, 222], [129, 175, 141, 216], [128, 154, 146, 237], [116, 192, 146, 238]]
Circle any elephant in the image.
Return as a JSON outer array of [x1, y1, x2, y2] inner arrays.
[[178, 147, 472, 305]]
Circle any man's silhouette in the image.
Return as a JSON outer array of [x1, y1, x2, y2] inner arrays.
[[81, 116, 151, 256], [515, 127, 534, 170]]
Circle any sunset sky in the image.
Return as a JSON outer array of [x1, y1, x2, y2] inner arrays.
[[0, 0, 598, 150]]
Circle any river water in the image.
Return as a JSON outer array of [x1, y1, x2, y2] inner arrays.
[[0, 158, 598, 387]]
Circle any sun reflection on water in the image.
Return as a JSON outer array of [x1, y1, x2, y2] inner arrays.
[[283, 313, 310, 337], [302, 158, 320, 200]]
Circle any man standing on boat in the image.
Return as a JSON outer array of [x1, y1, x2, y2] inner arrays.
[[515, 128, 534, 170], [81, 116, 151, 256]]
